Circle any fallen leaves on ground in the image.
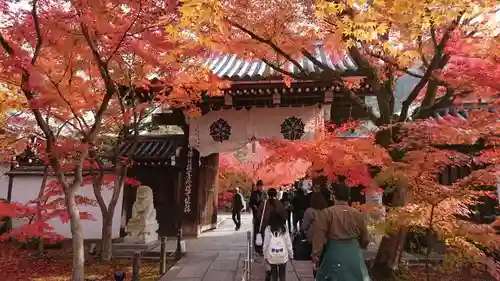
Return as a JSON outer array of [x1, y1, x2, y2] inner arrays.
[[393, 264, 497, 281], [0, 242, 169, 281]]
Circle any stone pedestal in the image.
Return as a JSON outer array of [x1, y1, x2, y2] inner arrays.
[[112, 240, 162, 258], [124, 231, 159, 244]]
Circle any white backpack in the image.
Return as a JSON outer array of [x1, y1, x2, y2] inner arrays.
[[267, 231, 288, 264]]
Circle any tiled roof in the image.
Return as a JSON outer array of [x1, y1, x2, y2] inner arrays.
[[204, 45, 358, 81], [433, 103, 497, 121], [118, 136, 184, 162]]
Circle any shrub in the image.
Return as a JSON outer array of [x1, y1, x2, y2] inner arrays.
[[10, 237, 64, 250]]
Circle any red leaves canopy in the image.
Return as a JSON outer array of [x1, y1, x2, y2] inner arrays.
[[219, 141, 309, 187]]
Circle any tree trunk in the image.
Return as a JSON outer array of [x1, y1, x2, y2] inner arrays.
[[372, 228, 409, 280], [372, 181, 411, 279], [100, 214, 113, 261], [65, 189, 85, 281], [36, 167, 49, 255], [99, 178, 124, 262]]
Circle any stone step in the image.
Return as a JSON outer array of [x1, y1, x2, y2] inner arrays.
[[112, 249, 162, 256], [111, 240, 164, 258], [112, 251, 173, 259], [112, 241, 161, 250]]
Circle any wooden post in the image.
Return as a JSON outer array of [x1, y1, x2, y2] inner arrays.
[[6, 162, 14, 203], [5, 161, 15, 231], [132, 251, 141, 281], [176, 169, 183, 255], [160, 237, 167, 275]]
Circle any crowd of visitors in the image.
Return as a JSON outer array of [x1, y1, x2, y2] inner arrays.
[[230, 178, 373, 281]]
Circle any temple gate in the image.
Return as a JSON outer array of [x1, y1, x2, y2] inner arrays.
[[123, 47, 376, 237]]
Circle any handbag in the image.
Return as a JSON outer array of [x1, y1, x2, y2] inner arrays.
[[255, 200, 267, 246], [292, 230, 312, 260]]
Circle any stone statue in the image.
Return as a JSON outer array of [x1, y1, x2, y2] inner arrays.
[[125, 185, 159, 244]]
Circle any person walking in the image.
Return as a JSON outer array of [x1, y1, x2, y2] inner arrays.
[[231, 187, 245, 230], [301, 192, 328, 244], [257, 188, 287, 255], [312, 182, 371, 281], [295, 191, 328, 263], [280, 192, 293, 232], [263, 212, 293, 281], [250, 180, 265, 251], [291, 184, 308, 232]]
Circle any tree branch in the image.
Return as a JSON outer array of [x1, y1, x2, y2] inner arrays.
[[365, 49, 426, 79], [79, 22, 117, 142], [430, 25, 439, 51], [30, 0, 43, 65], [343, 88, 380, 124], [300, 49, 336, 75], [398, 14, 463, 122], [88, 150, 108, 214], [105, 1, 142, 63], [44, 71, 89, 134], [226, 19, 307, 74], [0, 32, 14, 55], [417, 36, 430, 68], [261, 58, 302, 79], [24, 0, 68, 189]]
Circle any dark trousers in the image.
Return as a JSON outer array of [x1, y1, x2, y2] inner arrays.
[[265, 263, 286, 281], [292, 212, 303, 232], [285, 212, 292, 232], [232, 211, 241, 229]]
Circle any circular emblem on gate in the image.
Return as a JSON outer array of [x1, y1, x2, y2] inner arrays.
[[210, 118, 231, 142], [280, 116, 305, 140]]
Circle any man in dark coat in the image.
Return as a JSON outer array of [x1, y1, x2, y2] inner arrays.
[[231, 187, 245, 230], [249, 180, 265, 251], [291, 181, 309, 232]]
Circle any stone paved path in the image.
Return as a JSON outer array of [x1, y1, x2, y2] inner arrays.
[[159, 212, 252, 281], [159, 213, 418, 281], [159, 213, 315, 281]]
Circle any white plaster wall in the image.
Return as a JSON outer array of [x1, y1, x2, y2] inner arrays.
[[0, 165, 123, 240], [0, 166, 10, 199]]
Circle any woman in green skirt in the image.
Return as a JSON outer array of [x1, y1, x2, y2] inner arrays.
[[311, 183, 371, 281]]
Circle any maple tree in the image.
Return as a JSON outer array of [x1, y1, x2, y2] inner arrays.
[[167, 0, 498, 127], [0, 0, 217, 280], [219, 141, 309, 188], [84, 104, 148, 262], [263, 109, 499, 279], [385, 112, 500, 280], [440, 36, 500, 101], [165, 1, 500, 276], [0, 169, 96, 253], [264, 124, 390, 198], [218, 172, 251, 194]]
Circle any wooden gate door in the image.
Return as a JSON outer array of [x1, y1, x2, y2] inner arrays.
[[198, 153, 219, 231]]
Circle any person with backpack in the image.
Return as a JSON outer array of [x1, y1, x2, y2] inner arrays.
[[231, 187, 245, 230], [263, 212, 294, 281], [258, 188, 287, 237], [257, 188, 287, 255]]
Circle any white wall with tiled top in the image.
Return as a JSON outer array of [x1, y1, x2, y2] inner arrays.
[[0, 165, 123, 240]]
